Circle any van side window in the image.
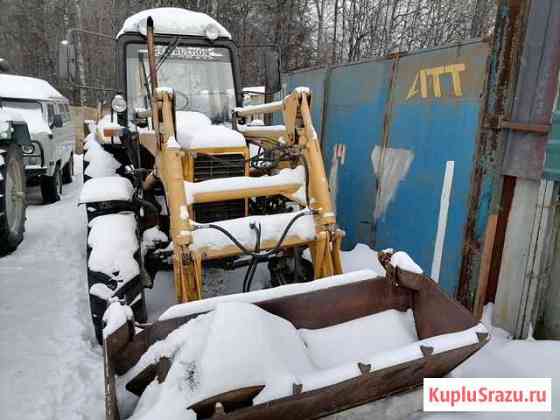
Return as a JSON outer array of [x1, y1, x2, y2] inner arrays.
[[47, 104, 55, 127], [56, 103, 67, 123], [64, 104, 71, 122]]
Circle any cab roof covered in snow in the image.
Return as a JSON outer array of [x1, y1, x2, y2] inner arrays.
[[116, 7, 232, 39], [0, 74, 66, 101]]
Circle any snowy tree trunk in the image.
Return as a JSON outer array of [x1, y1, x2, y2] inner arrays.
[[74, 0, 87, 106]]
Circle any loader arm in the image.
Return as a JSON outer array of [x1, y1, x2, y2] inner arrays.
[[125, 13, 342, 304], [148, 87, 344, 303]]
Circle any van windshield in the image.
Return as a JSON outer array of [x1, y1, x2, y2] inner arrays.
[[0, 101, 50, 135], [126, 44, 236, 124]]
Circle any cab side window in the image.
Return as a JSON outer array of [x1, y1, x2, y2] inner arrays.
[[63, 104, 71, 123], [47, 104, 55, 127]]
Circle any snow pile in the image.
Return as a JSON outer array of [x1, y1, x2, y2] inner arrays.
[[298, 363, 362, 393], [390, 251, 423, 274], [129, 302, 315, 419], [79, 176, 134, 203], [200, 303, 314, 404], [0, 73, 65, 101], [131, 301, 489, 418], [89, 283, 114, 301], [160, 269, 378, 321], [1, 101, 51, 135], [103, 301, 133, 338], [191, 210, 315, 252], [141, 226, 169, 257], [295, 86, 311, 95], [184, 166, 306, 204], [178, 124, 246, 150], [303, 243, 387, 277], [166, 135, 181, 149], [155, 86, 174, 96], [87, 213, 139, 283], [117, 7, 231, 39], [237, 124, 287, 135], [340, 243, 387, 276], [299, 309, 418, 369], [83, 134, 121, 177], [418, 323, 487, 355], [96, 114, 124, 143], [176, 111, 211, 135], [243, 86, 265, 94], [414, 305, 560, 419]]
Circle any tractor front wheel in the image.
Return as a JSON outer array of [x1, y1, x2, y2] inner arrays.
[[41, 165, 62, 203], [0, 144, 26, 255], [62, 153, 73, 184]]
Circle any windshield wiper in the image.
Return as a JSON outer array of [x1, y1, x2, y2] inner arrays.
[[156, 37, 180, 72], [138, 51, 151, 110]]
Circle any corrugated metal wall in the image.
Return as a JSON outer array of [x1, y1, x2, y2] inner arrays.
[[284, 41, 490, 295]]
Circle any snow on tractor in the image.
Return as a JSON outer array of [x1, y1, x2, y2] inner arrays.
[[60, 8, 488, 419]]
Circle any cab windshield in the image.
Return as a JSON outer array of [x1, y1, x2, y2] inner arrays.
[[126, 44, 236, 124]]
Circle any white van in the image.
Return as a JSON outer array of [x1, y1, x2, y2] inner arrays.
[[0, 74, 75, 203]]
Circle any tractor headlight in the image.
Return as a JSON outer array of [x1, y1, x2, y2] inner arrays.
[[111, 94, 127, 113], [205, 23, 219, 41]]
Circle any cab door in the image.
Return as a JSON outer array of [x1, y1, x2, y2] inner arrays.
[[56, 102, 74, 166], [47, 102, 73, 168]]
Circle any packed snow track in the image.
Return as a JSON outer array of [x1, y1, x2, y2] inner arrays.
[[0, 157, 105, 420]]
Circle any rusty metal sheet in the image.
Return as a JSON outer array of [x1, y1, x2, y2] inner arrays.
[[502, 0, 560, 179]]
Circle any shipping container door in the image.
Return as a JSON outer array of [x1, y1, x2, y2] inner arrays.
[[321, 60, 393, 247], [374, 42, 489, 294]]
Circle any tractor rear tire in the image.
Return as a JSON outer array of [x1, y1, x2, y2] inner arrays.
[[87, 268, 148, 345], [62, 154, 73, 184], [0, 144, 26, 256], [41, 165, 62, 203], [86, 223, 148, 344]]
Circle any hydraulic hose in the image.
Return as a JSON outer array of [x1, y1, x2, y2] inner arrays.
[[194, 209, 316, 260]]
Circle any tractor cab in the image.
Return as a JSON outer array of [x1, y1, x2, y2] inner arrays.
[[115, 8, 242, 127]]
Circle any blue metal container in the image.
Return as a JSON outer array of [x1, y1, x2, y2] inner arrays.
[[284, 41, 490, 295]]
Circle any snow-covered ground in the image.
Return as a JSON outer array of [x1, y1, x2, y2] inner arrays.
[[0, 156, 105, 420], [0, 156, 558, 419]]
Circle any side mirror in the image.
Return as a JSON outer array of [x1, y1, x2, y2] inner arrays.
[[53, 114, 64, 128], [264, 50, 281, 94], [0, 58, 11, 73], [58, 41, 77, 82]]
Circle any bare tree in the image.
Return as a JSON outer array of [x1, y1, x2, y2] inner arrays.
[[0, 0, 496, 104]]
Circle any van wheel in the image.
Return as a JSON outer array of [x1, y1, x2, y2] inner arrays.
[[0, 144, 26, 255], [41, 165, 62, 204], [62, 154, 73, 184]]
